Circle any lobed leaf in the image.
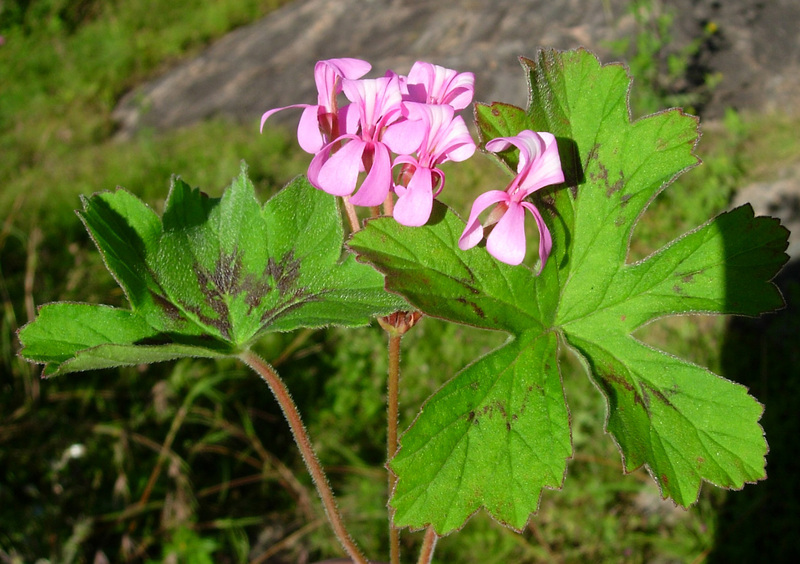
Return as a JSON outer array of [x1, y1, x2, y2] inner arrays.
[[350, 48, 789, 534], [19, 165, 405, 376], [389, 330, 570, 534]]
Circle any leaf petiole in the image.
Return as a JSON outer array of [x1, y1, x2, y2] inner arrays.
[[238, 349, 368, 564]]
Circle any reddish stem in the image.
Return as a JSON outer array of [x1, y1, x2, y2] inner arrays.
[[377, 311, 422, 564], [417, 527, 438, 564], [239, 350, 367, 564], [342, 196, 361, 233], [387, 332, 401, 564]]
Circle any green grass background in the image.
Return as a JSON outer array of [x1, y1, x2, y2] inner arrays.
[[1, 0, 798, 562]]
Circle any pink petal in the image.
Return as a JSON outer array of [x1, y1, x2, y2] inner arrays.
[[324, 58, 372, 80], [402, 103, 475, 166], [520, 132, 565, 192], [394, 167, 434, 227], [310, 138, 365, 197], [314, 58, 372, 111], [340, 103, 360, 135], [403, 100, 453, 124], [260, 103, 311, 132], [431, 167, 446, 197], [438, 116, 476, 162], [442, 71, 475, 111], [382, 118, 426, 156], [485, 132, 542, 167], [484, 135, 515, 154], [486, 131, 565, 197], [522, 202, 552, 274], [486, 130, 544, 172], [405, 62, 475, 110], [343, 75, 403, 132], [297, 105, 325, 153], [350, 143, 393, 207], [458, 190, 508, 251], [486, 202, 527, 265]]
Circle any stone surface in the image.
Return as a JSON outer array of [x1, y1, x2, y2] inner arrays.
[[733, 163, 800, 260], [112, 0, 800, 136], [112, 0, 800, 260]]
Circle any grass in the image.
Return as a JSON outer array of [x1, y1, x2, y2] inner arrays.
[[2, 0, 799, 562]]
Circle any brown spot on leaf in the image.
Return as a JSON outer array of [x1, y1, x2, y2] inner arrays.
[[569, 183, 578, 199], [642, 382, 676, 410], [260, 293, 319, 325], [241, 273, 272, 314], [601, 370, 646, 410], [606, 176, 624, 197], [586, 143, 600, 165], [590, 162, 609, 184], [265, 250, 302, 296], [456, 296, 485, 318], [677, 269, 704, 284], [151, 291, 184, 321], [458, 279, 481, 295]]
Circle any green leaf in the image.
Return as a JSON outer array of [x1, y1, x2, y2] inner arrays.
[[19, 164, 405, 376], [390, 330, 569, 533], [350, 48, 789, 534], [19, 303, 228, 376], [350, 203, 546, 335]]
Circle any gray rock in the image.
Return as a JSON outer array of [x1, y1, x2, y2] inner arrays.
[[110, 0, 634, 135], [112, 0, 800, 137], [112, 0, 800, 262], [733, 163, 800, 262]]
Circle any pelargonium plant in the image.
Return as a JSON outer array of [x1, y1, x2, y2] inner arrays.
[[18, 49, 789, 564]]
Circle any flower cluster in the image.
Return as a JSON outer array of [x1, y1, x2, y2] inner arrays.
[[262, 58, 476, 227], [262, 58, 565, 270]]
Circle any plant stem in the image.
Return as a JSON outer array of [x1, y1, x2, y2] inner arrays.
[[417, 527, 438, 564], [377, 311, 421, 564], [239, 349, 368, 564], [387, 332, 402, 564], [343, 196, 361, 233], [382, 191, 394, 217]]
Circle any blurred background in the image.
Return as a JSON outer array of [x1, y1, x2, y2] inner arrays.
[[1, 0, 798, 561]]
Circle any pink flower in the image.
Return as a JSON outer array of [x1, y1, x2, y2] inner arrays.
[[392, 102, 476, 226], [458, 131, 564, 269], [402, 62, 475, 110], [308, 74, 422, 207], [260, 58, 371, 153]]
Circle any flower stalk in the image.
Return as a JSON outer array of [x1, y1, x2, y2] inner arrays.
[[417, 527, 438, 564], [378, 311, 422, 564]]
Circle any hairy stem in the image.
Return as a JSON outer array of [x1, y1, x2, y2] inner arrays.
[[342, 196, 361, 233], [417, 527, 438, 564], [382, 191, 395, 217], [387, 332, 402, 564], [239, 350, 367, 564], [377, 311, 421, 564]]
